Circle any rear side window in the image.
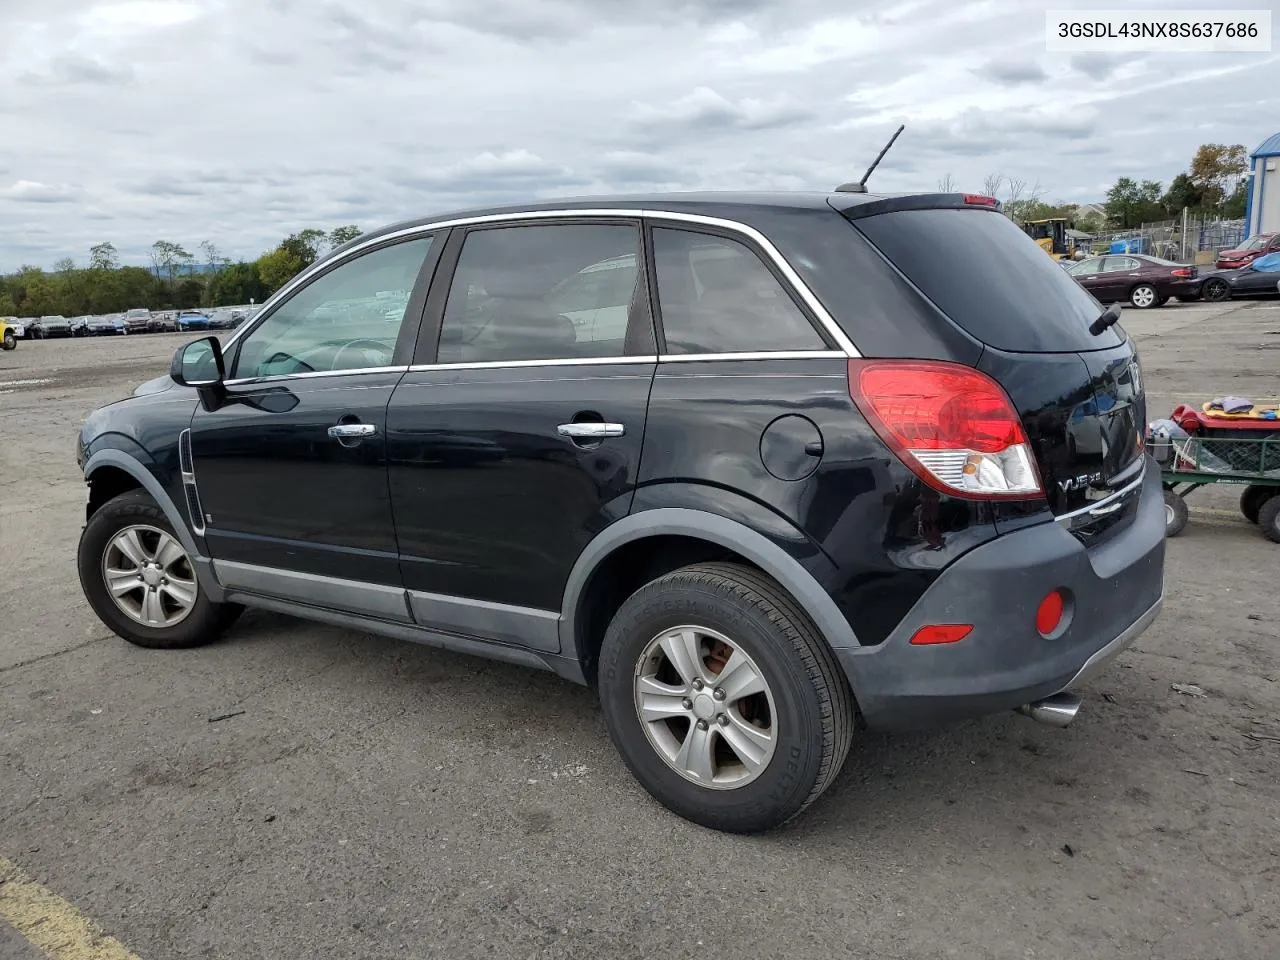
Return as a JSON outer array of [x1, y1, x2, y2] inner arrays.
[[854, 208, 1124, 353], [438, 224, 642, 363], [651, 228, 826, 355]]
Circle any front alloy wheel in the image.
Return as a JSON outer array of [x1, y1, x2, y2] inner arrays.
[[634, 625, 776, 789], [102, 525, 198, 627]]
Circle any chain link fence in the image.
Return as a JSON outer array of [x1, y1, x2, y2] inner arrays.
[[1087, 217, 1245, 263]]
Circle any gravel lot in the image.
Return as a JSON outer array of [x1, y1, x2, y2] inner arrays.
[[2, 303, 1279, 960]]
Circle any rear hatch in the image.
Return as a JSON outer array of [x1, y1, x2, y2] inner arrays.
[[844, 201, 1146, 533]]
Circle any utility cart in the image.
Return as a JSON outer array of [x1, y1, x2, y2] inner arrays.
[[1148, 406, 1280, 542]]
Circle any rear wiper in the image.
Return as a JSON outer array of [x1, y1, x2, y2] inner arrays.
[[1089, 302, 1122, 336]]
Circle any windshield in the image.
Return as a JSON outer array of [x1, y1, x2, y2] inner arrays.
[[1242, 235, 1271, 251], [854, 208, 1124, 353]]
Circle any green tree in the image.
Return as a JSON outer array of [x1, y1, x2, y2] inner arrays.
[[329, 225, 362, 248], [1160, 173, 1202, 216], [151, 240, 193, 285], [173, 278, 203, 309], [1105, 177, 1164, 229], [89, 242, 119, 270], [1189, 143, 1247, 212], [280, 229, 327, 268], [256, 247, 305, 294], [204, 261, 265, 307]]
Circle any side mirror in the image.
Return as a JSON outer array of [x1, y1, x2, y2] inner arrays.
[[170, 336, 227, 410]]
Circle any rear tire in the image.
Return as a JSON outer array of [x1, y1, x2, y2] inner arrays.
[[1241, 485, 1273, 524], [1201, 278, 1230, 302], [1130, 284, 1158, 309], [2, 331, 14, 350], [78, 490, 242, 649], [1258, 496, 1280, 544], [597, 561, 855, 833], [1163, 490, 1189, 537]]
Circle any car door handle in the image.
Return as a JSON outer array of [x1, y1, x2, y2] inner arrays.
[[328, 423, 377, 439], [557, 422, 625, 439]]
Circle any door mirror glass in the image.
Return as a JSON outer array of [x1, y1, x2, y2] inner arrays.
[[171, 336, 225, 386]]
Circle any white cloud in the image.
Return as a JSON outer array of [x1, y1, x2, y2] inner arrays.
[[0, 0, 1277, 268]]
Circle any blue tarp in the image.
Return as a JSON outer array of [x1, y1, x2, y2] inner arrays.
[[1252, 252, 1280, 272]]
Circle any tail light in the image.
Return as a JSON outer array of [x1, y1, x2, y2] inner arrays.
[[848, 359, 1044, 501], [1171, 267, 1192, 278]]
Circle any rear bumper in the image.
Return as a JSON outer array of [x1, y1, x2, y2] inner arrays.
[[838, 458, 1166, 731]]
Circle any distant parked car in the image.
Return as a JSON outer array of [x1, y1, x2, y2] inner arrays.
[[207, 309, 245, 330], [147, 313, 178, 333], [1063, 254, 1200, 308], [85, 314, 129, 335], [1199, 252, 1280, 302], [1215, 232, 1279, 270], [39, 315, 73, 337], [124, 308, 152, 334], [175, 311, 211, 331]]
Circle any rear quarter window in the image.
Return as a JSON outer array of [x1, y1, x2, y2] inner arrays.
[[853, 208, 1125, 353]]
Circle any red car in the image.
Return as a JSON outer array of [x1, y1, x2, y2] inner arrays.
[[1216, 232, 1279, 269]]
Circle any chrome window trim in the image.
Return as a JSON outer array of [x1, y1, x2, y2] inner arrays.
[[659, 350, 846, 363], [218, 207, 863, 370], [222, 364, 409, 388], [408, 355, 656, 373]]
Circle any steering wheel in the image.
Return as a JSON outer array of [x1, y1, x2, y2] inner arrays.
[[261, 351, 314, 374], [330, 338, 395, 370]]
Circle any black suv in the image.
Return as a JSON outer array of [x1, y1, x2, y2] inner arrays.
[[76, 192, 1165, 832]]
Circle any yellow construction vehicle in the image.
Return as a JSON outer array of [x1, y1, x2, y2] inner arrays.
[[1022, 218, 1071, 259]]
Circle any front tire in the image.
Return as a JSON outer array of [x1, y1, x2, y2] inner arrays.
[[2, 331, 14, 350], [78, 490, 241, 649], [597, 562, 854, 833], [1130, 284, 1158, 309]]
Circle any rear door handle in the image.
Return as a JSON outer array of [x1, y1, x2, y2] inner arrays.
[[557, 422, 625, 439], [328, 423, 377, 439]]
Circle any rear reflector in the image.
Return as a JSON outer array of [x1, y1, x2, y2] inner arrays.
[[910, 624, 973, 645], [962, 194, 999, 207], [1036, 590, 1065, 636], [848, 359, 1044, 500]]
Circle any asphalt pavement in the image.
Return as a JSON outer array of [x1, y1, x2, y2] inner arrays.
[[2, 303, 1279, 959]]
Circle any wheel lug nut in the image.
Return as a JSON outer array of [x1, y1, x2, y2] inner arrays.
[[681, 698, 693, 710], [692, 679, 704, 691], [713, 688, 725, 701], [717, 714, 729, 727], [696, 719, 708, 731]]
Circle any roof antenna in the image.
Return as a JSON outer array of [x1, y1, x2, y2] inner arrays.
[[835, 124, 905, 194]]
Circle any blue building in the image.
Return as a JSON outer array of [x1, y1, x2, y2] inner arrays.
[[1244, 131, 1280, 238]]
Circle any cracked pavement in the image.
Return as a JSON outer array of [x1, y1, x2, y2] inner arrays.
[[2, 306, 1280, 959]]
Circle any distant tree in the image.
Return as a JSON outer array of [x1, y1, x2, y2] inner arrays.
[[173, 278, 203, 309], [89, 242, 119, 270], [1189, 143, 1247, 212], [204, 260, 265, 307], [1104, 177, 1164, 228], [1221, 180, 1248, 220], [329, 225, 362, 248], [151, 240, 193, 285], [54, 257, 75, 275], [256, 247, 305, 294], [1003, 177, 1045, 224], [982, 172, 1004, 199], [199, 240, 227, 273], [1161, 173, 1203, 216], [280, 229, 327, 268], [936, 174, 957, 193]]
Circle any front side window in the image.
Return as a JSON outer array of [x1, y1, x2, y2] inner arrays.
[[437, 224, 642, 364], [650, 228, 825, 355], [233, 236, 433, 379], [1069, 258, 1103, 275]]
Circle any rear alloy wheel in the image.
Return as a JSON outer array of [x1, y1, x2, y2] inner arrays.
[[1130, 284, 1158, 309], [1163, 489, 1189, 537], [2, 331, 15, 350], [1201, 278, 1230, 302], [78, 489, 241, 648], [598, 562, 854, 833]]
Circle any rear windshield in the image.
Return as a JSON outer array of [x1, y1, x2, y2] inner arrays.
[[853, 208, 1124, 353]]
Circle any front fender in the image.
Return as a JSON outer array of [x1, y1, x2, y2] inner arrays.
[[82, 449, 225, 602]]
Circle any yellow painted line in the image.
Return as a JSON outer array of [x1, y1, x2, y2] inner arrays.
[[0, 857, 143, 960]]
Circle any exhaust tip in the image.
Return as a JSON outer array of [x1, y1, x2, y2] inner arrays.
[[1016, 691, 1082, 728]]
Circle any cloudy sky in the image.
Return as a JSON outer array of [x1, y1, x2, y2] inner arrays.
[[1, 0, 1276, 270]]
